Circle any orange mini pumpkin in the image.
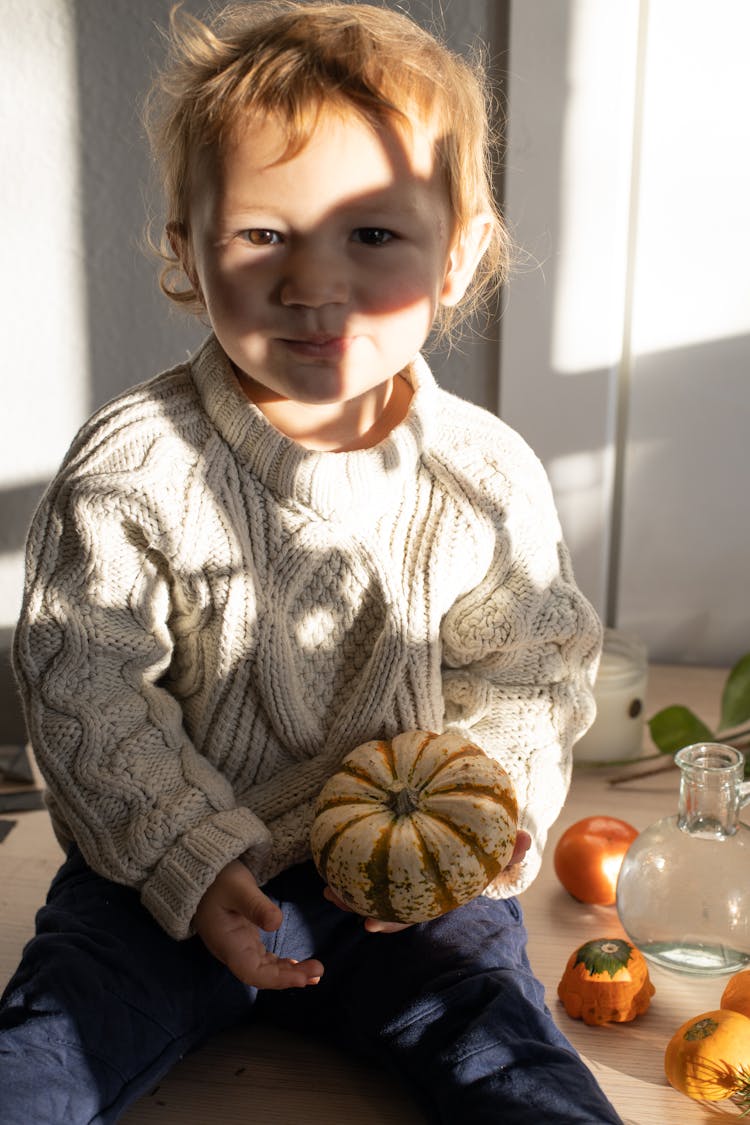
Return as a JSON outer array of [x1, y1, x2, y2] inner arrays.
[[311, 730, 518, 924], [557, 937, 655, 1026], [721, 968, 750, 1020], [664, 1009, 750, 1108]]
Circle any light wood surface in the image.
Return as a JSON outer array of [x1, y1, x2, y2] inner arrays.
[[0, 665, 743, 1123]]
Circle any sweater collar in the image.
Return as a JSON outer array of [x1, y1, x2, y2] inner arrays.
[[189, 335, 436, 520]]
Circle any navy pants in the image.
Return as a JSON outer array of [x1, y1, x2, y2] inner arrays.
[[0, 848, 623, 1124]]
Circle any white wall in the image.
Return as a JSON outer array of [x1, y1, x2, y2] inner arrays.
[[501, 0, 750, 665], [617, 1, 750, 664]]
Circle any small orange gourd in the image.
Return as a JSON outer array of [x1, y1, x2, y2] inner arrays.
[[721, 968, 750, 1019], [557, 937, 654, 1026], [664, 1009, 750, 1109], [311, 730, 518, 924]]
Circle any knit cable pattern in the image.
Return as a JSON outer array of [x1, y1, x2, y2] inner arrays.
[[14, 338, 601, 938]]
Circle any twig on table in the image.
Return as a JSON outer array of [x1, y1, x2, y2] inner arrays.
[[608, 758, 677, 786], [608, 733, 749, 786]]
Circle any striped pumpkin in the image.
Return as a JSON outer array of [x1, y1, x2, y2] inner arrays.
[[311, 730, 518, 923]]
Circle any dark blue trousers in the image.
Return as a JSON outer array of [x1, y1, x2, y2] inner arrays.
[[0, 848, 623, 1124]]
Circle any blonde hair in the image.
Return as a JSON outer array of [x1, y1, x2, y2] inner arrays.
[[144, 1, 511, 338]]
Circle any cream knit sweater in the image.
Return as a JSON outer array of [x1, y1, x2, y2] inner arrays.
[[14, 336, 601, 939]]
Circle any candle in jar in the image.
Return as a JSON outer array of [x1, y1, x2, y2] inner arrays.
[[575, 630, 648, 764]]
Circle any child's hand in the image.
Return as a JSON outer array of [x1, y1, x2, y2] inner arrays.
[[322, 830, 533, 934], [194, 860, 324, 989], [507, 828, 532, 868]]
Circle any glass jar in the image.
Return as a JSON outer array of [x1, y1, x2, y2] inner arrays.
[[574, 629, 648, 764], [616, 742, 750, 975]]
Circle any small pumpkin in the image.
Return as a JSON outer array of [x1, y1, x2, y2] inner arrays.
[[557, 937, 655, 1026], [721, 968, 750, 1020], [664, 1009, 750, 1109], [311, 730, 518, 924]]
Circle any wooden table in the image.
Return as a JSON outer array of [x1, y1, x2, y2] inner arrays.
[[0, 665, 743, 1123]]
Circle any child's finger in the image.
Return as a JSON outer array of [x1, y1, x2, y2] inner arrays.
[[234, 952, 325, 990], [363, 917, 413, 934], [506, 829, 532, 869], [246, 892, 284, 934], [283, 957, 324, 986]]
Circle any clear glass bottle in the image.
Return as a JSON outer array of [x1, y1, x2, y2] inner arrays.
[[616, 742, 750, 976]]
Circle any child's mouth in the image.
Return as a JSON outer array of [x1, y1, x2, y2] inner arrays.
[[280, 336, 352, 359]]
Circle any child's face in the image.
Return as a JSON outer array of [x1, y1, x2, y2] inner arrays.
[[183, 109, 469, 409]]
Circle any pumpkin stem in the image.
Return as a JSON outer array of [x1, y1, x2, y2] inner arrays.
[[574, 938, 634, 979], [685, 1017, 719, 1041], [389, 783, 421, 817]]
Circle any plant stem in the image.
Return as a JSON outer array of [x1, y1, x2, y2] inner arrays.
[[609, 730, 749, 786], [608, 758, 676, 785], [723, 726, 750, 745]]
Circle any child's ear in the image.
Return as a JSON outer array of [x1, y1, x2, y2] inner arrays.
[[440, 214, 493, 307], [166, 221, 202, 299]]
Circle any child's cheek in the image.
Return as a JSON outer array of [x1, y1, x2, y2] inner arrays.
[[360, 262, 444, 318]]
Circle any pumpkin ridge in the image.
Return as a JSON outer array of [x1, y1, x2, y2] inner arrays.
[[315, 809, 383, 889], [418, 746, 488, 789], [375, 738, 398, 780], [429, 782, 518, 823], [361, 818, 397, 921], [411, 820, 461, 915], [406, 731, 442, 783], [337, 758, 394, 787], [316, 793, 380, 810], [420, 810, 506, 882]]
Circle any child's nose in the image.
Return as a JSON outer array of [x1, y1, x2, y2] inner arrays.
[[279, 243, 349, 308]]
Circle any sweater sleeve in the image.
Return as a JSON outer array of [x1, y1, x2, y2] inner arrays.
[[439, 440, 602, 898], [12, 465, 272, 940]]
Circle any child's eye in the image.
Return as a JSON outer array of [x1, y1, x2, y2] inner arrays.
[[351, 228, 395, 246], [239, 229, 282, 246]]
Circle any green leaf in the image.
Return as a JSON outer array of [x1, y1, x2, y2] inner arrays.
[[720, 653, 750, 731], [648, 705, 714, 754]]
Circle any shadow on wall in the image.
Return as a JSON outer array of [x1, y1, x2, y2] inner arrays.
[[72, 0, 207, 411]]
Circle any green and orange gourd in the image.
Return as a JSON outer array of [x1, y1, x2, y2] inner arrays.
[[311, 729, 518, 924], [557, 938, 655, 1026]]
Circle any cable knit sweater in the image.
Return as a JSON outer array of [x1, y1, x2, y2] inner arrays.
[[13, 335, 601, 940]]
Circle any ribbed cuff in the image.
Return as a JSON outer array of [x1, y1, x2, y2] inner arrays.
[[141, 807, 272, 939]]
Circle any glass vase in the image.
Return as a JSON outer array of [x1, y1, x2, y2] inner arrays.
[[616, 742, 750, 976]]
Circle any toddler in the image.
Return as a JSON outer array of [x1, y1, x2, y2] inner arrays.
[[0, 3, 623, 1122]]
